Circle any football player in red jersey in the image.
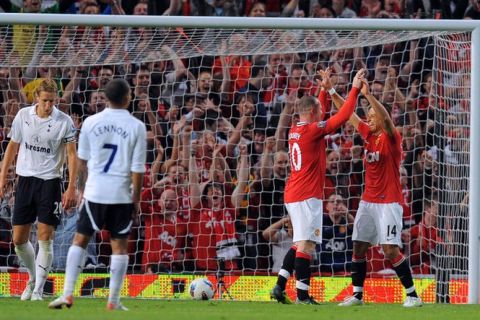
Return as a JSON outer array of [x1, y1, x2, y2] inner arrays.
[[271, 69, 366, 305], [318, 68, 422, 307]]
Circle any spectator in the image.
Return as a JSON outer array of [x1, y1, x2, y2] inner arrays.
[[402, 200, 442, 274], [331, 0, 357, 18], [187, 140, 247, 271], [142, 188, 188, 273], [52, 207, 98, 271], [317, 194, 354, 273], [262, 216, 293, 272]]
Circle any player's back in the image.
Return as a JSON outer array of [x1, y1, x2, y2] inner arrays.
[[285, 122, 327, 203], [78, 108, 147, 204]]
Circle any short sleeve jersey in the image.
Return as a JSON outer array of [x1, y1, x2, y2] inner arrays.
[[77, 108, 147, 204], [284, 121, 329, 203], [284, 87, 360, 203], [9, 105, 76, 180], [357, 121, 403, 203]]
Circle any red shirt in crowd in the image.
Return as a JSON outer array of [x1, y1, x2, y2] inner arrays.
[[142, 214, 187, 271], [213, 56, 251, 91], [357, 122, 403, 203], [189, 205, 238, 271]]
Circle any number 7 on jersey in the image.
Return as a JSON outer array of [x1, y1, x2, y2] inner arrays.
[[102, 143, 118, 173]]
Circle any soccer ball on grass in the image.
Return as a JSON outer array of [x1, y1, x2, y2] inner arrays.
[[189, 278, 215, 300]]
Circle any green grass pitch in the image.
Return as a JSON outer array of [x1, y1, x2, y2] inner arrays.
[[0, 298, 479, 320]]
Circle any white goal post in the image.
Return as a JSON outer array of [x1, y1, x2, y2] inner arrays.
[[0, 13, 479, 304]]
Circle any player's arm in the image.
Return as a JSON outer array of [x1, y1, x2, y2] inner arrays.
[[131, 171, 144, 221], [0, 140, 19, 198], [362, 79, 396, 139], [262, 217, 289, 243], [0, 111, 22, 198], [322, 69, 365, 134], [62, 142, 78, 209], [131, 124, 148, 222], [275, 91, 296, 152], [317, 88, 328, 121], [317, 68, 362, 129], [76, 158, 88, 195]]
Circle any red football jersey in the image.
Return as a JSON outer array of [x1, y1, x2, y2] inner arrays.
[[142, 215, 187, 270], [284, 87, 360, 203], [189, 206, 238, 270], [357, 121, 403, 203]]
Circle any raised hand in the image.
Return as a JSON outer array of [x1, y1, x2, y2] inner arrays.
[[352, 68, 366, 89], [361, 79, 370, 96], [265, 136, 276, 152], [239, 143, 248, 156], [317, 68, 334, 91]]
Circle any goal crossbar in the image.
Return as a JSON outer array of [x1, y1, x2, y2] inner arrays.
[[0, 14, 479, 31]]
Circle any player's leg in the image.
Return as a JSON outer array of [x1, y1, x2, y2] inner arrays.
[[12, 176, 38, 301], [292, 198, 322, 304], [13, 224, 36, 301], [339, 201, 376, 306], [273, 243, 297, 301], [380, 203, 421, 307], [105, 203, 133, 310], [107, 238, 129, 311], [32, 223, 55, 300], [271, 203, 300, 304], [294, 240, 317, 304], [350, 241, 369, 301], [33, 178, 63, 300], [48, 232, 91, 309], [49, 199, 98, 309]]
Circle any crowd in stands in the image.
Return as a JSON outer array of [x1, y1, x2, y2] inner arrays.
[[0, 0, 472, 276]]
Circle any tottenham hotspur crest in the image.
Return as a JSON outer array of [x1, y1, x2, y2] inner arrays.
[[32, 134, 41, 144]]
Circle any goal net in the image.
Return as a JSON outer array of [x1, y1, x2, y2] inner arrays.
[[0, 18, 472, 303]]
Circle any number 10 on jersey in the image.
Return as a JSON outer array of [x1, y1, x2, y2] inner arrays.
[[290, 142, 302, 172]]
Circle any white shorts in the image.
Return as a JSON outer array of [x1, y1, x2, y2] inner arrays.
[[352, 201, 403, 246], [285, 197, 323, 243]]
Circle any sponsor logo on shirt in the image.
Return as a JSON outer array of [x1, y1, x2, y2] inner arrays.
[[365, 151, 380, 163], [24, 142, 51, 154]]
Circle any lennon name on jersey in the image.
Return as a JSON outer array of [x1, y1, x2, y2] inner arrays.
[[92, 124, 129, 139]]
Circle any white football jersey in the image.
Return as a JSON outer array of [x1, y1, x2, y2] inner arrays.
[[8, 105, 76, 180], [78, 108, 147, 204]]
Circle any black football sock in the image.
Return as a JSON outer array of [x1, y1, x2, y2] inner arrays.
[[352, 254, 367, 300], [276, 246, 297, 291], [391, 254, 418, 298], [294, 251, 312, 301]]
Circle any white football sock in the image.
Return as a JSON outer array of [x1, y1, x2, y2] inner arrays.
[[108, 255, 129, 305], [15, 241, 36, 282], [34, 240, 53, 294], [63, 245, 86, 296]]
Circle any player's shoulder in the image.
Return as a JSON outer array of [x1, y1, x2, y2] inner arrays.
[[17, 105, 34, 118], [128, 114, 146, 129], [53, 108, 74, 123]]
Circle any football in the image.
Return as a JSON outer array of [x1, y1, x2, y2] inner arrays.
[[189, 278, 215, 300]]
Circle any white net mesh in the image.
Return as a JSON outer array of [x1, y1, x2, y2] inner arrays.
[[0, 20, 472, 303]]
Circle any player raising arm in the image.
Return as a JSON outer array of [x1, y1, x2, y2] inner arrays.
[[271, 69, 366, 305], [48, 79, 147, 311], [318, 68, 422, 307]]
